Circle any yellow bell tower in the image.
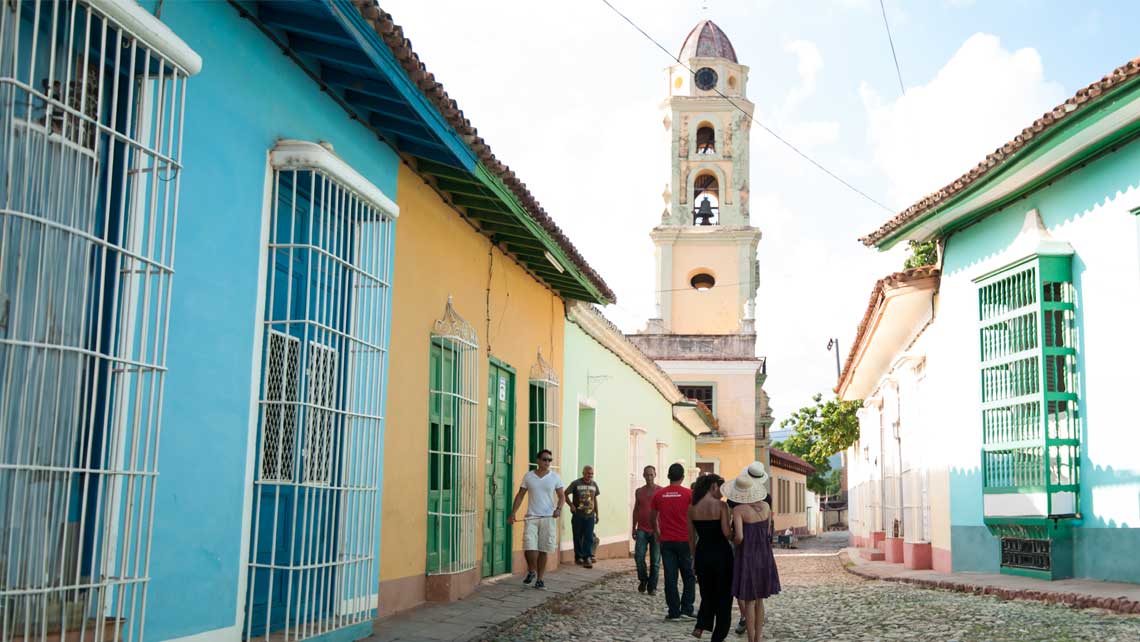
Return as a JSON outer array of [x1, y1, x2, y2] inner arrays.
[[629, 20, 772, 480]]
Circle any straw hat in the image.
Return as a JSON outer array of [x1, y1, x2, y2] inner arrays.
[[724, 469, 768, 504], [745, 460, 770, 486]]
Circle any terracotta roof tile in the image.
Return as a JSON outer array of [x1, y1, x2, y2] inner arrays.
[[861, 55, 1140, 247], [836, 266, 941, 393], [769, 447, 815, 475], [350, 0, 615, 302]]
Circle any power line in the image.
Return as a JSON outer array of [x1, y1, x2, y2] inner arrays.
[[878, 0, 906, 95], [599, 0, 894, 214]]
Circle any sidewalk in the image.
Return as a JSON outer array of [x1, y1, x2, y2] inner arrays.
[[842, 547, 1140, 614], [366, 559, 634, 642]]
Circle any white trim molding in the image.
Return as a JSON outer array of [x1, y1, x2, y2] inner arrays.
[[94, 0, 202, 74], [270, 140, 399, 218], [656, 360, 763, 376]]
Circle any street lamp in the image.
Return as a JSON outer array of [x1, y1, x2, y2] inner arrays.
[[826, 338, 841, 381]]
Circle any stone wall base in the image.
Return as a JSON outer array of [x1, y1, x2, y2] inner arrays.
[[884, 537, 904, 563], [378, 573, 426, 618], [903, 541, 932, 570], [425, 566, 480, 604]]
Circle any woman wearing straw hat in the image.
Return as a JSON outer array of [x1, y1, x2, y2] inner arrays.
[[724, 463, 781, 642]]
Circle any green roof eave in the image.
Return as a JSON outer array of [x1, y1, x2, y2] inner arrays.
[[472, 162, 611, 304], [873, 76, 1140, 251]]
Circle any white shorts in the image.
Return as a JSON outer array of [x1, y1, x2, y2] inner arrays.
[[522, 516, 558, 553]]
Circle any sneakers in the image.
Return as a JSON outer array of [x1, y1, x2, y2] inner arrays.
[[583, 561, 593, 569], [523, 571, 536, 585], [735, 619, 746, 635], [680, 612, 697, 621], [665, 615, 684, 622], [647, 589, 657, 596], [534, 580, 546, 590], [637, 580, 646, 593], [574, 558, 583, 566]]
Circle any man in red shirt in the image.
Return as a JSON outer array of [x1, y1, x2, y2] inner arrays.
[[631, 465, 661, 594], [650, 462, 696, 621]]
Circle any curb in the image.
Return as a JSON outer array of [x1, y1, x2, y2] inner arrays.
[[838, 552, 1140, 615], [471, 568, 631, 641]]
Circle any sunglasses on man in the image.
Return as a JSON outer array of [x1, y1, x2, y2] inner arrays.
[[539, 457, 553, 462]]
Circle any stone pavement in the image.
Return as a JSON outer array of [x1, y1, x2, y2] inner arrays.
[[486, 554, 1140, 641], [366, 559, 632, 642], [844, 547, 1140, 614]]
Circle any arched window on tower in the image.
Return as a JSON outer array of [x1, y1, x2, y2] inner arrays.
[[693, 173, 720, 225], [696, 125, 716, 155]]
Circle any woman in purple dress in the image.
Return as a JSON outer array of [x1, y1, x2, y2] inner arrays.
[[724, 467, 780, 642]]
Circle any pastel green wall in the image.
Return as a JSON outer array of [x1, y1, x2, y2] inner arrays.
[[560, 321, 696, 550], [923, 135, 1140, 581]]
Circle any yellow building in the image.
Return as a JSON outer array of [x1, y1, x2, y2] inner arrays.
[[769, 448, 815, 534], [374, 18, 613, 615], [628, 21, 773, 475]]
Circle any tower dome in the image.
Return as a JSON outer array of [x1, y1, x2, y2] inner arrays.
[[678, 20, 738, 63]]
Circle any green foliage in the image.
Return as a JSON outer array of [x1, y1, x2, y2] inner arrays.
[[904, 239, 938, 269], [775, 393, 862, 495]]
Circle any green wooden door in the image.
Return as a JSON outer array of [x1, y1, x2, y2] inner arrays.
[[483, 362, 514, 577]]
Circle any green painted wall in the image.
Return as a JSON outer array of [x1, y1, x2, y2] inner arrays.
[[560, 321, 697, 551]]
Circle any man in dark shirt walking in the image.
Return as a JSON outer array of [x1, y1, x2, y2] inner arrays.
[[650, 462, 696, 621], [566, 466, 601, 567]]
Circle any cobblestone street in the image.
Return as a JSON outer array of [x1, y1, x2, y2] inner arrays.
[[478, 551, 1140, 642]]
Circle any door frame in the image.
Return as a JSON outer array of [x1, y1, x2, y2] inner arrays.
[[483, 357, 516, 577]]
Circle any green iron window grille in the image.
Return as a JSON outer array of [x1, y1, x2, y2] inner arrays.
[[976, 241, 1079, 524], [427, 298, 479, 575]]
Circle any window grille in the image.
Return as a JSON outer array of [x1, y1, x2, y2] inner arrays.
[[0, 2, 197, 640], [426, 298, 478, 576], [528, 349, 559, 473], [678, 385, 713, 414], [976, 252, 1080, 525], [245, 141, 396, 641]]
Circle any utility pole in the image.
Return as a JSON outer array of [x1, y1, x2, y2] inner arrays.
[[826, 338, 841, 382]]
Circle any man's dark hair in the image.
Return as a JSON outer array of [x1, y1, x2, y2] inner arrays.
[[667, 463, 685, 482], [536, 449, 553, 460], [643, 465, 656, 474]]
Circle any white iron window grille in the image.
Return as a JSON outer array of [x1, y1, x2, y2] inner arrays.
[[0, 2, 197, 641], [528, 348, 559, 474], [245, 141, 396, 642], [426, 297, 478, 575]]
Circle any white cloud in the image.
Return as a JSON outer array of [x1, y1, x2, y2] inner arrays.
[[861, 33, 1066, 207]]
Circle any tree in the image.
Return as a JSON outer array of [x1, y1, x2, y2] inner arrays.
[[774, 393, 862, 494], [904, 239, 937, 269]]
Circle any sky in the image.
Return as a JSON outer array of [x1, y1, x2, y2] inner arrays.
[[380, 0, 1140, 428]]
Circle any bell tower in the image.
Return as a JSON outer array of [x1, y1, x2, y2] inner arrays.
[[652, 20, 760, 335], [629, 20, 772, 481]]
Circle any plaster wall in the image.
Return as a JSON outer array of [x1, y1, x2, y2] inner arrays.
[[926, 138, 1140, 581], [668, 242, 745, 333], [559, 322, 697, 556], [379, 165, 565, 611], [771, 468, 808, 533], [663, 368, 756, 439], [696, 437, 759, 482], [144, 3, 401, 640]]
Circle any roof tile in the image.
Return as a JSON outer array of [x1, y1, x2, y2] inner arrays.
[[350, 0, 615, 302], [861, 55, 1140, 247]]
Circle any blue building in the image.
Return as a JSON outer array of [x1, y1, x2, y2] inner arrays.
[[0, 2, 478, 642]]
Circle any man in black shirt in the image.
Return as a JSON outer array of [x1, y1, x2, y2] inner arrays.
[[566, 466, 600, 568]]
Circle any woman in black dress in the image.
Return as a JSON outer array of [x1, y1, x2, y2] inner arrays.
[[687, 474, 734, 641]]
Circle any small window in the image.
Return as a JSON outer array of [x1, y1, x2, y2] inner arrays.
[[678, 385, 714, 414], [690, 273, 715, 291], [696, 125, 715, 154]]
